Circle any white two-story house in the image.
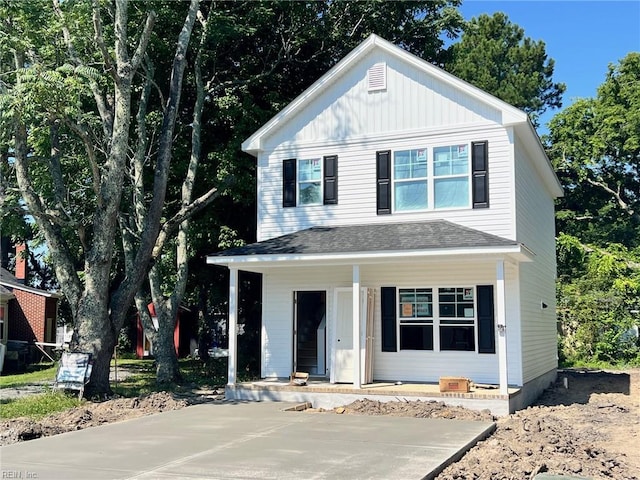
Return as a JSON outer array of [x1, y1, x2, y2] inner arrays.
[[207, 34, 563, 414]]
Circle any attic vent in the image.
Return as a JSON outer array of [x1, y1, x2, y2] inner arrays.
[[368, 62, 386, 91]]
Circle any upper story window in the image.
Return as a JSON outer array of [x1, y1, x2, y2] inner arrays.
[[298, 158, 322, 205], [283, 156, 338, 208], [392, 144, 469, 212], [377, 140, 488, 215]]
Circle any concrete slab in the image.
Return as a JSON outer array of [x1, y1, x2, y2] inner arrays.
[[0, 401, 495, 480]]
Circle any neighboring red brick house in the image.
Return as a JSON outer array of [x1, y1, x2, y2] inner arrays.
[[0, 244, 61, 345]]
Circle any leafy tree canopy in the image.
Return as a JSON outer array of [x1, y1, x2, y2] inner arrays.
[[446, 12, 565, 125]]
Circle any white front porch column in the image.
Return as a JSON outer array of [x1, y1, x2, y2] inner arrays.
[[227, 267, 239, 386], [352, 265, 361, 389], [496, 260, 508, 395]]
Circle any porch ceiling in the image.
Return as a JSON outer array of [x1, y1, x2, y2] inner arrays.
[[207, 220, 533, 270]]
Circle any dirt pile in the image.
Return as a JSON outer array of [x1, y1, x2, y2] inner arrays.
[[0, 391, 222, 446], [332, 397, 495, 422]]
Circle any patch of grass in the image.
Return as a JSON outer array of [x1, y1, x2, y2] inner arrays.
[[111, 358, 157, 397], [0, 363, 58, 388], [0, 390, 83, 420]]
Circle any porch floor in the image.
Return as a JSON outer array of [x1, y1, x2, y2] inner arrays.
[[227, 378, 521, 415], [238, 378, 519, 398]]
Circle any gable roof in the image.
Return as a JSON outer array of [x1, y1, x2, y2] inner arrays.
[[207, 220, 533, 269], [0, 284, 15, 301], [241, 33, 562, 198], [0, 267, 62, 298]]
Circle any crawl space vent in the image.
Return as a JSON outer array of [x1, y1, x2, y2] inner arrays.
[[368, 62, 386, 91]]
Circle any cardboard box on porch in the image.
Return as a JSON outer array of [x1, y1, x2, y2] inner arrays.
[[439, 376, 471, 393]]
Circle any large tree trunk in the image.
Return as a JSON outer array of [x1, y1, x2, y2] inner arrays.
[[154, 305, 182, 385]]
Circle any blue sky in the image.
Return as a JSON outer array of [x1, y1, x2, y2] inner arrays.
[[458, 0, 640, 130]]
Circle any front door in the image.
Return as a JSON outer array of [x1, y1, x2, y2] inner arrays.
[[293, 291, 326, 375], [334, 289, 354, 383]]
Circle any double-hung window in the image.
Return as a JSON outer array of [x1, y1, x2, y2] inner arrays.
[[433, 145, 470, 209], [297, 158, 322, 205], [283, 156, 338, 207], [383, 284, 494, 353], [393, 149, 428, 211], [438, 287, 475, 351], [389, 144, 471, 212], [395, 286, 476, 352], [398, 288, 433, 350]]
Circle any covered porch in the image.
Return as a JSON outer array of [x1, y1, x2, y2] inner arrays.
[[207, 221, 535, 415], [226, 377, 522, 416]]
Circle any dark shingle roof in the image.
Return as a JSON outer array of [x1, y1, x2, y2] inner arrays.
[[0, 267, 21, 286], [211, 220, 518, 257]]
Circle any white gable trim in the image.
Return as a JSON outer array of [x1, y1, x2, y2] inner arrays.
[[242, 34, 527, 156]]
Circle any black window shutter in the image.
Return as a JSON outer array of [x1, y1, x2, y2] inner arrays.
[[381, 286, 397, 352], [472, 141, 489, 209], [477, 285, 495, 354], [376, 150, 391, 215], [283, 159, 296, 207], [323, 155, 338, 205]]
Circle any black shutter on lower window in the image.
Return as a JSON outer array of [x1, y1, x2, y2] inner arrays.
[[376, 150, 391, 215], [472, 141, 489, 208], [283, 158, 296, 207], [381, 287, 397, 352], [477, 285, 495, 354], [323, 155, 338, 205]]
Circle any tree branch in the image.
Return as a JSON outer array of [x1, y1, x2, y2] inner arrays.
[[153, 186, 219, 259], [131, 11, 157, 73], [586, 177, 637, 220], [92, 0, 117, 82], [54, 0, 113, 135], [63, 119, 103, 204]]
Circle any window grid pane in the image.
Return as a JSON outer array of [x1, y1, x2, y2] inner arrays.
[[394, 149, 428, 212], [399, 288, 432, 325], [298, 158, 322, 205]]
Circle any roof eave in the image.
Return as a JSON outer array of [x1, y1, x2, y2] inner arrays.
[[0, 281, 62, 298], [207, 244, 533, 269]]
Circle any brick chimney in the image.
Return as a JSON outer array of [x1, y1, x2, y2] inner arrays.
[[15, 243, 27, 284]]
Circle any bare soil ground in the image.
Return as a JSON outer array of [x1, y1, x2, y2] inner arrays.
[[1, 369, 638, 480]]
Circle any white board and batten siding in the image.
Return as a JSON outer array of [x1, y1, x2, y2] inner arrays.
[[514, 143, 559, 383], [260, 261, 523, 386]]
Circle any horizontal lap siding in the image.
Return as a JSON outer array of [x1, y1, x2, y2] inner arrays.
[[362, 262, 521, 385], [261, 261, 523, 385], [257, 126, 514, 242], [514, 143, 558, 383], [261, 267, 352, 378]]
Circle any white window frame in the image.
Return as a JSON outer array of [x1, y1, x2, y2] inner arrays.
[[391, 143, 472, 213], [396, 285, 478, 352], [297, 158, 323, 206]]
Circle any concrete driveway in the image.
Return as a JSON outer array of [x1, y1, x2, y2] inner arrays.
[[0, 401, 494, 479]]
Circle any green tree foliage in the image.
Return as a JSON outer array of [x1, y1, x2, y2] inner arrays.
[[550, 54, 640, 366], [550, 53, 640, 247], [446, 12, 565, 125]]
